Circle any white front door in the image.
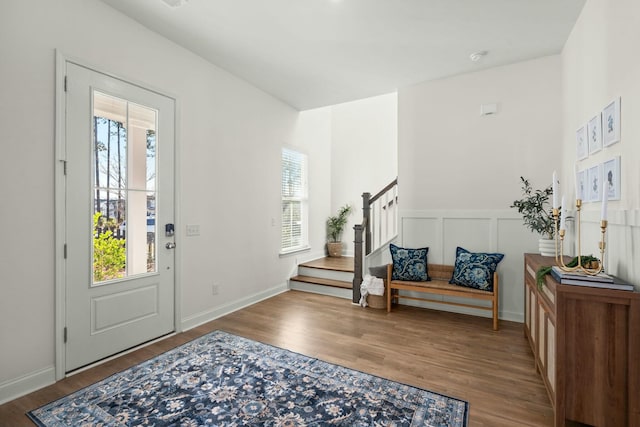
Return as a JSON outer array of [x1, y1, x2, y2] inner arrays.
[[64, 62, 175, 372]]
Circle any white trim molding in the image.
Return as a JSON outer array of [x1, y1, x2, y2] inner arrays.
[[0, 366, 55, 406], [54, 51, 182, 379], [181, 283, 289, 331]]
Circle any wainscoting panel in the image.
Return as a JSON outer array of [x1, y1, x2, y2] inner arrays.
[[387, 210, 540, 322], [383, 209, 639, 322], [401, 217, 439, 259], [442, 218, 492, 264], [574, 209, 639, 288], [497, 218, 539, 320]]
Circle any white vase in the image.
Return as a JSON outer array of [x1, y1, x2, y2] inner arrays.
[[538, 238, 556, 257]]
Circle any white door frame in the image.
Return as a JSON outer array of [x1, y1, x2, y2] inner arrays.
[[54, 51, 183, 380]]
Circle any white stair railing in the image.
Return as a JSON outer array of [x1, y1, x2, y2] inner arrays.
[[353, 178, 398, 303], [369, 183, 398, 252]]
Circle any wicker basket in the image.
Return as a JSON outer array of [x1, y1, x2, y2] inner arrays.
[[367, 288, 387, 309], [327, 242, 343, 257]]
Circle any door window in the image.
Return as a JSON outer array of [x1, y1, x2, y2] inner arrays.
[[92, 91, 158, 284]]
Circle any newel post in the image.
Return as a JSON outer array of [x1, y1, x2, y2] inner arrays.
[[362, 192, 371, 255], [353, 224, 363, 304]]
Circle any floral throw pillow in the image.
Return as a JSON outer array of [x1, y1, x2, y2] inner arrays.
[[390, 244, 430, 281], [449, 247, 504, 292]]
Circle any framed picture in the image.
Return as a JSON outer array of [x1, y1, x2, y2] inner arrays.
[[602, 157, 621, 200], [588, 113, 602, 154], [602, 97, 621, 147], [587, 164, 602, 202], [576, 125, 587, 160], [576, 169, 586, 201]]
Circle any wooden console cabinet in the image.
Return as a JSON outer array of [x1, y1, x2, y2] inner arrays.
[[524, 254, 639, 426]]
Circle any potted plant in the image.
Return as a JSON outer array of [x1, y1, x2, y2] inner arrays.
[[510, 177, 556, 256], [326, 204, 353, 257]]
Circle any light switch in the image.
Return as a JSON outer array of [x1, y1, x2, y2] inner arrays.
[[480, 103, 498, 116], [186, 224, 200, 236]]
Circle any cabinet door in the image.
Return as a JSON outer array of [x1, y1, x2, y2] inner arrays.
[[525, 285, 530, 331], [536, 303, 556, 400], [538, 305, 546, 369], [546, 317, 555, 393], [530, 291, 537, 347]]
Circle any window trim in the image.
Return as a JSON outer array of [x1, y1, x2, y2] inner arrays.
[[280, 147, 308, 254]]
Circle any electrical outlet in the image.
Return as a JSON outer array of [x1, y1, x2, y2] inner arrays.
[[212, 284, 219, 295]]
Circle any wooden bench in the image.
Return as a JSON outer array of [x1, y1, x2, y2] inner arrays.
[[386, 263, 499, 330]]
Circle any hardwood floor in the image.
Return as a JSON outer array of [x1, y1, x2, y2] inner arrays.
[[0, 291, 553, 426]]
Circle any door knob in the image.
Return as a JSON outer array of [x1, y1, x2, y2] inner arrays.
[[165, 242, 176, 249]]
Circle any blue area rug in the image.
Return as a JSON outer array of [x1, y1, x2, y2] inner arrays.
[[28, 330, 469, 426]]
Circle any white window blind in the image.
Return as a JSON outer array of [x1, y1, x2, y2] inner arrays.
[[281, 148, 308, 252]]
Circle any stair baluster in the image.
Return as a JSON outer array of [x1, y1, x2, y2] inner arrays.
[[353, 178, 398, 303]]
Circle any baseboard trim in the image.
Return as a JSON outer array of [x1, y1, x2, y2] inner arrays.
[[0, 366, 56, 405], [0, 284, 289, 405], [181, 283, 289, 331], [397, 298, 523, 324], [498, 310, 523, 323]]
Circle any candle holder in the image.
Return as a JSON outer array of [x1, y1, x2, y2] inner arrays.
[[554, 199, 608, 275]]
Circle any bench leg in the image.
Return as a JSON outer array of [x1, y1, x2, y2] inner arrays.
[[386, 287, 391, 313], [492, 273, 499, 331], [492, 300, 499, 331]]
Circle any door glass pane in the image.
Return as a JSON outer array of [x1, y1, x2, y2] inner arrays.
[[92, 92, 158, 285], [146, 191, 156, 273], [93, 190, 126, 282], [146, 129, 156, 192]]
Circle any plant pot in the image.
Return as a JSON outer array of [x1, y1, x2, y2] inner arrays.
[[538, 238, 556, 257], [327, 242, 343, 257]]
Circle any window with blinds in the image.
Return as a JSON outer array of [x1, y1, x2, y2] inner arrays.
[[281, 148, 308, 253]]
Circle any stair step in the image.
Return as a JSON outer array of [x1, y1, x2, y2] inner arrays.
[[297, 266, 353, 282], [290, 257, 354, 300], [299, 256, 354, 273], [290, 275, 352, 289]]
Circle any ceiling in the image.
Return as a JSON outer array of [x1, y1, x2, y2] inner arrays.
[[101, 0, 586, 111]]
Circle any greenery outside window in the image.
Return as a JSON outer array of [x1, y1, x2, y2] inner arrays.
[[281, 148, 308, 253]]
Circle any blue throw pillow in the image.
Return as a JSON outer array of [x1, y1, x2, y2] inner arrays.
[[390, 244, 430, 281], [449, 247, 504, 292], [449, 247, 504, 291]]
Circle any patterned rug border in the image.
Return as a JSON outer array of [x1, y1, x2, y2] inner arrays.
[[28, 330, 469, 426]]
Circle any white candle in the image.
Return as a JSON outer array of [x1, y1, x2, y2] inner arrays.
[[560, 195, 566, 230], [601, 170, 608, 221], [552, 170, 559, 209], [574, 163, 580, 201]]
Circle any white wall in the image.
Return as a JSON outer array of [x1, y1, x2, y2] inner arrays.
[[330, 93, 398, 254], [561, 0, 640, 285], [0, 0, 333, 402], [292, 107, 333, 262], [397, 56, 564, 321], [399, 55, 563, 211]]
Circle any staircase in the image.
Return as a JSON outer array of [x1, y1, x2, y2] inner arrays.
[[289, 257, 354, 300]]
